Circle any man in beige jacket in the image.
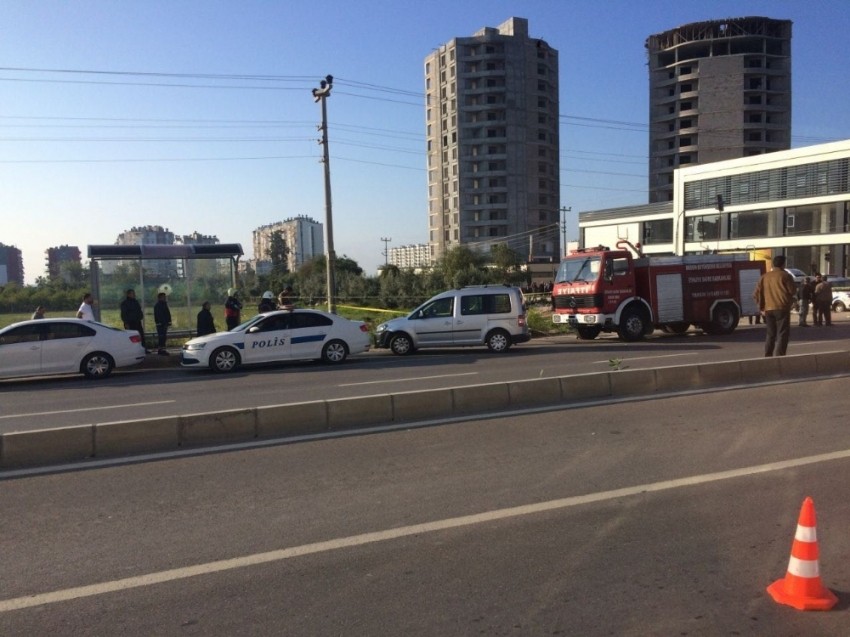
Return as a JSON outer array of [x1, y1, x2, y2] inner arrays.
[[753, 255, 798, 356]]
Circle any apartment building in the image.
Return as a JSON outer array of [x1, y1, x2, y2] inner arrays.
[[646, 16, 792, 203], [425, 17, 560, 264], [252, 215, 323, 273]]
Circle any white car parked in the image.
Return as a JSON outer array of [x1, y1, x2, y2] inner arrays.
[[832, 291, 850, 313], [181, 308, 371, 373], [0, 319, 146, 380]]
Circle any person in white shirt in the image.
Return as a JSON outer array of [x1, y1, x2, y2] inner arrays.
[[76, 293, 96, 321]]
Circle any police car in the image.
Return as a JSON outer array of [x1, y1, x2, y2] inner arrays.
[[181, 308, 371, 373]]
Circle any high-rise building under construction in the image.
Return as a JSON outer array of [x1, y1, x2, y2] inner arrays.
[[646, 16, 792, 203]]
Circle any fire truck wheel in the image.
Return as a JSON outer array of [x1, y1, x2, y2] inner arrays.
[[708, 304, 739, 335], [576, 326, 601, 340], [485, 329, 512, 352], [618, 306, 648, 342]]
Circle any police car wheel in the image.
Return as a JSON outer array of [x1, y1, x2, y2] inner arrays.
[[322, 340, 348, 364], [210, 346, 239, 373]]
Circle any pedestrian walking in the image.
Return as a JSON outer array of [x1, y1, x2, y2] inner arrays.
[[154, 292, 172, 355], [753, 255, 798, 357]]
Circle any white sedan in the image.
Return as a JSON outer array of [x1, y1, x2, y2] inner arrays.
[[181, 308, 371, 373], [0, 319, 146, 380]]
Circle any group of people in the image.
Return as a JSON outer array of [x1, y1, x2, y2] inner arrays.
[[796, 274, 834, 327], [753, 256, 837, 357], [119, 289, 172, 356]]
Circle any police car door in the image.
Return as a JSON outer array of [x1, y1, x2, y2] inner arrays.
[[242, 314, 292, 364], [288, 311, 333, 360]]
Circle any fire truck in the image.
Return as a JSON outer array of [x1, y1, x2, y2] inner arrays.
[[551, 241, 765, 341]]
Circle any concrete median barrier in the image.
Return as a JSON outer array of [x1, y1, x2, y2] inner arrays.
[[2, 424, 93, 469], [4, 351, 850, 472], [96, 416, 180, 458], [180, 408, 257, 447], [256, 402, 328, 438]]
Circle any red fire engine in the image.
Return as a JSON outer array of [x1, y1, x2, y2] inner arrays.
[[551, 241, 765, 341]]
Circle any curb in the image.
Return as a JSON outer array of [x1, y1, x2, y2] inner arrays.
[[3, 351, 849, 470]]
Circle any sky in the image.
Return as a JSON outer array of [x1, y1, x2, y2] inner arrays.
[[2, 0, 849, 284]]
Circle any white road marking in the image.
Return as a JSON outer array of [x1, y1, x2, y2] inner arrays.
[[0, 400, 176, 420], [594, 353, 696, 364], [3, 446, 850, 613], [338, 372, 478, 387]]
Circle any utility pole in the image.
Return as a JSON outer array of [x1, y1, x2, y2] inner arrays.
[[313, 75, 336, 313], [559, 206, 572, 257], [380, 237, 392, 267]]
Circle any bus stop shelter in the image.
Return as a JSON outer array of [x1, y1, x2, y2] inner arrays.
[[87, 244, 243, 332]]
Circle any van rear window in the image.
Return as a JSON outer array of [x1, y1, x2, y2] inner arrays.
[[460, 293, 512, 315]]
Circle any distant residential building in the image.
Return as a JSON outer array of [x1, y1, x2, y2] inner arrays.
[[646, 16, 792, 203], [388, 244, 431, 270], [425, 17, 560, 264], [253, 216, 323, 272], [176, 232, 223, 278], [45, 245, 82, 282], [0, 243, 24, 285], [112, 225, 177, 278]]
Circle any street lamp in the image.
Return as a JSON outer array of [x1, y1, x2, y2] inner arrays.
[[313, 75, 336, 313]]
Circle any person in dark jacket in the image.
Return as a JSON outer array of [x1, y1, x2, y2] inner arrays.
[[120, 289, 146, 349], [196, 301, 216, 336], [153, 292, 172, 355], [258, 290, 276, 314], [224, 288, 242, 331]]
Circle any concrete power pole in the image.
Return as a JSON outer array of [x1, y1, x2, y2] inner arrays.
[[559, 206, 572, 257], [380, 237, 392, 267], [313, 75, 336, 313]]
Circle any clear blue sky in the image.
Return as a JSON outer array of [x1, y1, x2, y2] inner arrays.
[[2, 0, 848, 283]]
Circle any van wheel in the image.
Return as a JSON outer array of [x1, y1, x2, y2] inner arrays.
[[618, 307, 648, 342], [486, 329, 511, 352], [389, 333, 415, 356]]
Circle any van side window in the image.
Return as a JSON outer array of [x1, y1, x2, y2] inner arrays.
[[460, 295, 485, 315], [489, 293, 512, 313], [421, 297, 454, 318]]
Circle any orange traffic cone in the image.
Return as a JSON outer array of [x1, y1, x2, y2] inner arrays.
[[767, 497, 838, 611]]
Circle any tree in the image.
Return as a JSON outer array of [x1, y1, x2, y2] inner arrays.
[[266, 231, 289, 273]]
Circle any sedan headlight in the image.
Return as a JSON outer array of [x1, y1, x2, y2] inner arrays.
[[183, 342, 208, 351]]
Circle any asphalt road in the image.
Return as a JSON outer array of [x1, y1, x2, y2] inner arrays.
[[1, 318, 848, 433], [2, 379, 849, 635]]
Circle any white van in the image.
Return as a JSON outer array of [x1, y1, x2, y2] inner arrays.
[[375, 286, 530, 355]]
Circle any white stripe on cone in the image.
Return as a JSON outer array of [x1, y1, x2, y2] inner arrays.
[[787, 556, 820, 579]]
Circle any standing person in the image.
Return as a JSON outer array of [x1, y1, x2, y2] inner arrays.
[[76, 293, 96, 321], [224, 288, 242, 331], [31, 306, 46, 320], [814, 275, 834, 327], [258, 291, 276, 313], [798, 276, 814, 327], [153, 292, 172, 356], [120, 288, 146, 349], [277, 286, 294, 309], [753, 255, 798, 357], [196, 301, 216, 336]]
